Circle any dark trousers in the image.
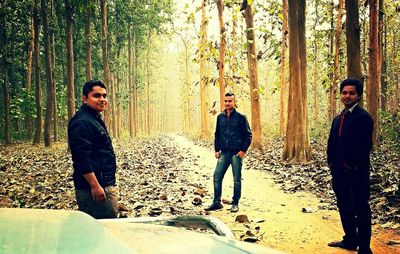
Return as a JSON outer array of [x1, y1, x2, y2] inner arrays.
[[332, 169, 372, 251], [75, 186, 118, 219]]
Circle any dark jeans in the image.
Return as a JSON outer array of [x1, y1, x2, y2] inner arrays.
[[75, 186, 118, 219], [213, 151, 243, 205], [332, 169, 371, 251]]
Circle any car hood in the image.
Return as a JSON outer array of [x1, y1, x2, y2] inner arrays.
[[0, 208, 284, 254]]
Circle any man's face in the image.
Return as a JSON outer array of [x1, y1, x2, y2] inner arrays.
[[340, 85, 360, 108], [83, 86, 108, 112], [224, 95, 235, 110]]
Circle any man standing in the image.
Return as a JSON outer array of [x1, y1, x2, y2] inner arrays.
[[327, 78, 374, 254], [68, 80, 118, 219], [205, 93, 252, 213]]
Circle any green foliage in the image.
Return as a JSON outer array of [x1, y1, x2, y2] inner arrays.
[[379, 111, 400, 153]]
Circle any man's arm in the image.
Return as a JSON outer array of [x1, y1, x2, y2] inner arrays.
[[83, 173, 106, 201], [240, 115, 252, 153]]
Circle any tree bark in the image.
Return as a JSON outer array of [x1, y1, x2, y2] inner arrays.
[[330, 0, 343, 121], [41, 0, 55, 147], [33, 0, 42, 145], [146, 32, 151, 136], [244, 3, 262, 149], [50, 0, 57, 142], [101, 0, 110, 129], [345, 0, 363, 105], [217, 0, 226, 112], [65, 0, 76, 121], [367, 0, 380, 145], [280, 0, 288, 138], [85, 0, 93, 81], [378, 0, 386, 111], [1, 0, 11, 144], [200, 0, 209, 139], [26, 11, 35, 139], [283, 0, 310, 162]]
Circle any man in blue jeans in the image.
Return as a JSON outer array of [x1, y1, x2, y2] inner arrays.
[[205, 93, 252, 213]]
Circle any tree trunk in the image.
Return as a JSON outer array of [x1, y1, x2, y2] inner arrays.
[[26, 11, 34, 139], [146, 32, 151, 136], [244, 3, 262, 149], [1, 0, 11, 144], [312, 3, 320, 124], [85, 0, 92, 81], [33, 0, 42, 145], [128, 28, 134, 137], [65, 0, 76, 121], [41, 0, 55, 147], [330, 0, 343, 121], [283, 0, 310, 162], [367, 0, 380, 145], [200, 0, 209, 139], [379, 0, 386, 111], [345, 0, 363, 104], [280, 0, 288, 138], [101, 0, 110, 129], [217, 0, 226, 112], [50, 0, 57, 142], [110, 73, 117, 137]]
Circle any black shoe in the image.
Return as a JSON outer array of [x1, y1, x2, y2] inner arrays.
[[328, 240, 357, 251], [230, 204, 239, 212], [204, 203, 223, 211]]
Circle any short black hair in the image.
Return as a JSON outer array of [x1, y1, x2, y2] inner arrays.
[[82, 80, 107, 97], [339, 78, 363, 96], [225, 92, 235, 97]]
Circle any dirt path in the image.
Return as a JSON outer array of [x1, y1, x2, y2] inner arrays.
[[172, 134, 400, 254]]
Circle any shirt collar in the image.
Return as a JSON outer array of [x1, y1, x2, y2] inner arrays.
[[341, 103, 358, 115], [81, 104, 101, 118]]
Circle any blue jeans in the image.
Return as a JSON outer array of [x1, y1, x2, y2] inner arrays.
[[213, 151, 243, 205]]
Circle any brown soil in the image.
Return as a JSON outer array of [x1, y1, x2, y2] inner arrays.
[[173, 134, 400, 254]]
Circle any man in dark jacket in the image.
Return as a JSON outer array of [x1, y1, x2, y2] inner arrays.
[[68, 80, 118, 219], [205, 93, 252, 213], [327, 78, 374, 254]]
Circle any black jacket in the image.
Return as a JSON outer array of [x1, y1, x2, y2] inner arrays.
[[68, 105, 116, 189], [327, 105, 373, 175], [214, 109, 252, 153]]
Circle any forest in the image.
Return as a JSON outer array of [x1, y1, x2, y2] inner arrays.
[[0, 0, 399, 253]]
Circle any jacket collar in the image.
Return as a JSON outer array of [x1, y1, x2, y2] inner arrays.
[[81, 104, 101, 118], [223, 108, 237, 116]]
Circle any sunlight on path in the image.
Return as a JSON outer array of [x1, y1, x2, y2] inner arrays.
[[170, 134, 399, 254]]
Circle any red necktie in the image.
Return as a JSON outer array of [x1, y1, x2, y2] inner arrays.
[[338, 112, 345, 137]]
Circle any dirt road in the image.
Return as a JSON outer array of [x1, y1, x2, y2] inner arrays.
[[172, 134, 400, 254]]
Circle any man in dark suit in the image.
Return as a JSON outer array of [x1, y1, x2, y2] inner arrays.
[[327, 78, 374, 254]]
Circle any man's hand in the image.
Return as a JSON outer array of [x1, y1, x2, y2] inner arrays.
[[215, 151, 221, 158], [236, 151, 246, 158], [83, 172, 106, 202], [91, 185, 106, 202]]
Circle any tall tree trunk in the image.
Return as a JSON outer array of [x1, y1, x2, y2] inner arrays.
[[345, 0, 363, 105], [128, 28, 134, 137], [26, 11, 34, 139], [200, 0, 209, 139], [41, 0, 55, 147], [330, 0, 343, 121], [110, 73, 117, 137], [379, 0, 386, 111], [1, 0, 11, 144], [283, 0, 310, 162], [280, 0, 288, 138], [50, 0, 57, 142], [312, 3, 319, 124], [146, 32, 151, 136], [368, 0, 380, 145], [65, 0, 75, 121], [217, 0, 226, 112], [101, 0, 110, 129], [244, 3, 262, 149], [85, 0, 92, 81], [33, 0, 42, 145]]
